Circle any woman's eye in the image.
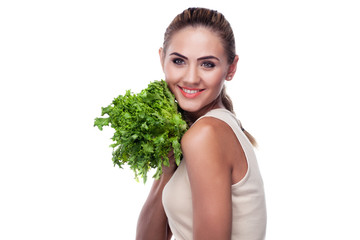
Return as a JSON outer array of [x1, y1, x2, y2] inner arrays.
[[172, 58, 185, 65], [202, 61, 215, 68]]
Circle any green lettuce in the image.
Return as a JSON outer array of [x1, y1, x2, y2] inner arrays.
[[94, 80, 188, 183]]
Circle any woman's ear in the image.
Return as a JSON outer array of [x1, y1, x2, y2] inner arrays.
[[159, 47, 165, 71], [226, 55, 239, 81]]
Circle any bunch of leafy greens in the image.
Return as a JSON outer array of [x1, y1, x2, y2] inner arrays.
[[94, 80, 188, 183]]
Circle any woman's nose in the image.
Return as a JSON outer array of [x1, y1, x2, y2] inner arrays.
[[183, 65, 200, 85]]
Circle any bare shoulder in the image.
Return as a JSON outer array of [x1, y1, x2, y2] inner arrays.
[[181, 116, 235, 163], [182, 117, 228, 145]]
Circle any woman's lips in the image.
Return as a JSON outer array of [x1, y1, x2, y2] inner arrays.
[[178, 86, 204, 98]]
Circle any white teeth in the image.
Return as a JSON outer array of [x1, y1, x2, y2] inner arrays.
[[182, 88, 200, 94]]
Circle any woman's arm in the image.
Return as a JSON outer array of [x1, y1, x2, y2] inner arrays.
[[181, 118, 234, 240], [136, 152, 176, 240], [136, 177, 172, 240]]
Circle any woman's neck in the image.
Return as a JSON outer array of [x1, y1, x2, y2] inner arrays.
[[182, 97, 225, 125]]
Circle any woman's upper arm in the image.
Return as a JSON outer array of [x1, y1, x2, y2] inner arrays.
[[182, 118, 233, 240]]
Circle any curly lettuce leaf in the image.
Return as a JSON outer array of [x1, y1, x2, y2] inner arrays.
[[94, 80, 188, 183]]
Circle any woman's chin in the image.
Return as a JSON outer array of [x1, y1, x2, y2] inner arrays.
[[179, 105, 199, 113], [178, 102, 211, 116]]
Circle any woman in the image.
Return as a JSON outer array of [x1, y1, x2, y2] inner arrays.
[[136, 7, 266, 240]]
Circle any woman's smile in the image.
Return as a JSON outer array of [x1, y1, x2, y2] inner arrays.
[[178, 86, 205, 98]]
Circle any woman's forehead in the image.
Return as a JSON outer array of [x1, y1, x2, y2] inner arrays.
[[166, 27, 226, 59]]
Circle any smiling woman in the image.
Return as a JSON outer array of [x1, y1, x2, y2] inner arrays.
[[136, 7, 266, 240], [160, 26, 236, 118]]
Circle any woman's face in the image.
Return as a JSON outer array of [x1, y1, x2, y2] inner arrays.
[[160, 26, 238, 117]]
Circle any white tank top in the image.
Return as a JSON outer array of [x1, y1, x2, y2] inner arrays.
[[162, 108, 267, 240]]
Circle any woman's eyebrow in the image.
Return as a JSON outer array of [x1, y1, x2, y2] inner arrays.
[[170, 52, 220, 61], [170, 52, 188, 59], [197, 55, 220, 61]]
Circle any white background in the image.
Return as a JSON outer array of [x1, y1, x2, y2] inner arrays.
[[1, 0, 359, 239]]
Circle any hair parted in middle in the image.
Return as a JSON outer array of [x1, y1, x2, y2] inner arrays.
[[162, 7, 236, 64]]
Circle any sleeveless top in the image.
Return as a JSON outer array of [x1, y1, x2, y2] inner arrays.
[[162, 108, 267, 240]]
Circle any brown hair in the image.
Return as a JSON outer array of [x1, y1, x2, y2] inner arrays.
[[163, 7, 257, 147]]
